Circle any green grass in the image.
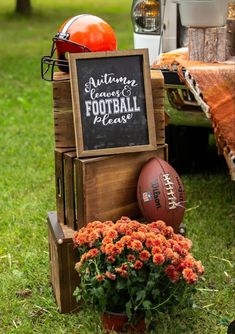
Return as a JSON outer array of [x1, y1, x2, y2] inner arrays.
[[0, 1, 234, 333]]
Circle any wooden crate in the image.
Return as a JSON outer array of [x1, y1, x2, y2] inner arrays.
[[55, 145, 168, 229], [52, 70, 165, 149], [47, 211, 80, 313]]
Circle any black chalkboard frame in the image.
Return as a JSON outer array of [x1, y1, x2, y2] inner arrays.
[[69, 49, 157, 157]]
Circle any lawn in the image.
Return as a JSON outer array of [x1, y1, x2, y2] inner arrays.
[[0, 1, 234, 333]]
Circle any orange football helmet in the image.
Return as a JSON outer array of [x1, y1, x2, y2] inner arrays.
[[41, 14, 117, 80]]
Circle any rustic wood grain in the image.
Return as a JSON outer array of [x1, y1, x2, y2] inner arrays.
[[54, 111, 75, 148], [227, 19, 235, 57], [74, 146, 167, 229], [188, 26, 228, 62], [54, 149, 66, 225], [151, 70, 165, 145], [204, 28, 218, 63], [54, 148, 76, 225], [47, 212, 80, 313], [64, 151, 77, 230], [188, 28, 205, 61]]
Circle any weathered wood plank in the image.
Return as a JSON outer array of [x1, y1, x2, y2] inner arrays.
[[64, 151, 77, 230], [151, 70, 165, 145], [188, 26, 229, 62], [47, 212, 80, 313], [54, 112, 75, 148], [188, 28, 205, 61], [227, 19, 235, 57]]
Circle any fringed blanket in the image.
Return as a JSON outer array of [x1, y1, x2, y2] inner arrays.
[[153, 49, 235, 180]]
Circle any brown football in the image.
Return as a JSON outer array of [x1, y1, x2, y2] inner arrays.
[[137, 157, 186, 232]]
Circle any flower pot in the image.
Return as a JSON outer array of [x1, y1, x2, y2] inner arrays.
[[101, 312, 146, 333], [173, 0, 229, 27]]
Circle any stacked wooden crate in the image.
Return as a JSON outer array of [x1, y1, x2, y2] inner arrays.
[[48, 69, 167, 313]]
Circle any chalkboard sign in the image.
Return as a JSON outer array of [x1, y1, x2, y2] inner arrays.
[[69, 49, 156, 157]]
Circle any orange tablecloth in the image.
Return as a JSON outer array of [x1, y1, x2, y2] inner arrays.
[[153, 49, 235, 180]]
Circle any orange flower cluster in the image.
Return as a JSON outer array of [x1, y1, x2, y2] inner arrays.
[[73, 217, 204, 285]]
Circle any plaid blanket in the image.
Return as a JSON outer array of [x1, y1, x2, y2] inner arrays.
[[153, 49, 235, 180]]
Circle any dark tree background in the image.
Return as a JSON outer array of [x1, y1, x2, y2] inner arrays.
[[15, 0, 32, 14]]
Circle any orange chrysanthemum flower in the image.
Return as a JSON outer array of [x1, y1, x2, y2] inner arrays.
[[117, 223, 129, 234], [163, 226, 174, 237], [105, 271, 116, 280], [139, 250, 151, 262], [165, 265, 180, 283], [115, 240, 124, 251], [149, 220, 166, 231], [152, 246, 163, 255], [153, 253, 165, 265], [129, 240, 143, 252], [194, 260, 205, 275], [127, 254, 136, 262], [88, 230, 101, 245], [164, 247, 174, 260], [133, 260, 143, 270], [105, 229, 118, 239], [120, 263, 128, 271], [132, 231, 146, 242], [75, 261, 82, 271], [115, 267, 129, 278], [145, 237, 155, 249], [182, 268, 198, 284], [107, 255, 116, 263], [152, 237, 163, 248], [103, 243, 114, 255], [178, 238, 192, 251], [120, 235, 132, 245], [102, 236, 113, 245], [138, 226, 148, 234], [87, 248, 99, 258]]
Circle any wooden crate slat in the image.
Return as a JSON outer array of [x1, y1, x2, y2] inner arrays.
[[151, 70, 165, 145], [64, 151, 77, 230], [54, 111, 75, 148], [55, 149, 66, 225], [47, 212, 80, 313], [54, 148, 75, 225]]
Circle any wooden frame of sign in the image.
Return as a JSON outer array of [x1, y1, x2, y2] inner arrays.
[[69, 49, 157, 157]]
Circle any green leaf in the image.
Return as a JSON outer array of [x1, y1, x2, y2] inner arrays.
[[151, 288, 160, 299], [143, 300, 152, 310], [116, 279, 126, 290], [96, 286, 104, 298], [125, 300, 132, 320], [136, 290, 146, 302], [73, 287, 81, 296]]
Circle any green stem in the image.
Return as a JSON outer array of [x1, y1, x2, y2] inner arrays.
[[152, 285, 179, 311], [134, 294, 146, 311], [90, 259, 100, 275]]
